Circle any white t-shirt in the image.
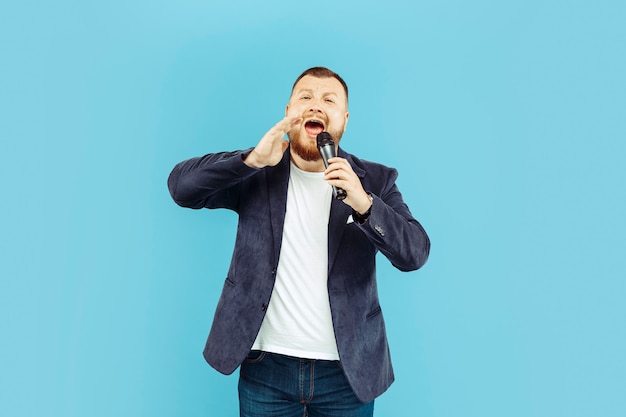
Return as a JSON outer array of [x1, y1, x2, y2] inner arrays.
[[251, 161, 339, 360]]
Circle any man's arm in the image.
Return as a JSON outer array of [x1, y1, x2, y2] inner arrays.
[[326, 157, 429, 271], [167, 116, 301, 209], [362, 181, 430, 272], [167, 150, 257, 210]]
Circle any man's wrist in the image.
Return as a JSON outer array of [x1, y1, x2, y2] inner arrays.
[[353, 193, 373, 224], [243, 150, 264, 168]]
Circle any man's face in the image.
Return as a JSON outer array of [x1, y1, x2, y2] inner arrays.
[[286, 75, 349, 161]]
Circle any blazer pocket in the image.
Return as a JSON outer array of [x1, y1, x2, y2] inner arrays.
[[366, 305, 382, 320]]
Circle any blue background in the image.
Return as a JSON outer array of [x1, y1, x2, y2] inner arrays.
[[2, 1, 625, 416]]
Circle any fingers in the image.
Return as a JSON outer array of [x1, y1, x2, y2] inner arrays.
[[246, 116, 302, 168], [324, 157, 371, 211], [324, 157, 358, 189], [272, 115, 302, 137], [324, 157, 352, 176]]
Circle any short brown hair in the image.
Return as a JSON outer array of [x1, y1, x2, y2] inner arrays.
[[291, 67, 349, 102]]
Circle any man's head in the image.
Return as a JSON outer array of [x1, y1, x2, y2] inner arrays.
[[291, 67, 349, 103], [286, 67, 350, 162]]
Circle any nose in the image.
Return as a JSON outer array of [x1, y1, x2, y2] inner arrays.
[[307, 99, 324, 114]]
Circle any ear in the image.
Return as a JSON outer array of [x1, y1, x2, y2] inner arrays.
[[285, 104, 289, 117], [343, 112, 350, 132]]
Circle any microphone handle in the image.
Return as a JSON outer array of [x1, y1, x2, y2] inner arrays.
[[332, 185, 347, 200], [319, 144, 347, 200]]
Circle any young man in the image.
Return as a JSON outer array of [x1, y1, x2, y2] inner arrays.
[[168, 67, 430, 417]]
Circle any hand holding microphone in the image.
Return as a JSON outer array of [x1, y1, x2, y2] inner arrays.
[[316, 132, 347, 200], [316, 131, 374, 216]]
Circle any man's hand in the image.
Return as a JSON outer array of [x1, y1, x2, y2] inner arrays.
[[324, 157, 372, 214], [244, 115, 302, 168]]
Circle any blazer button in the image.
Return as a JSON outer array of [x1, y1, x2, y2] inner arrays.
[[261, 303, 268, 311]]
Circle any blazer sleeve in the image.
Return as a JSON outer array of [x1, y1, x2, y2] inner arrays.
[[167, 148, 259, 211], [358, 167, 430, 272]]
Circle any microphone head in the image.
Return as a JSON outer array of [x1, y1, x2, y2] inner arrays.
[[316, 131, 334, 149]]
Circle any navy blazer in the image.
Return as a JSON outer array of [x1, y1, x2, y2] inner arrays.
[[168, 147, 430, 403]]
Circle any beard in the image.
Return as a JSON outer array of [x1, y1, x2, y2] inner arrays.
[[288, 128, 344, 162]]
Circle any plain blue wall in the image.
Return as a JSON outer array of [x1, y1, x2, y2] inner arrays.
[[2, 1, 625, 416]]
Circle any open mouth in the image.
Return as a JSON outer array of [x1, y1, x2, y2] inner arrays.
[[304, 119, 325, 137]]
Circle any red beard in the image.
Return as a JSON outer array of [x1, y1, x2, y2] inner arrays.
[[288, 128, 343, 162]]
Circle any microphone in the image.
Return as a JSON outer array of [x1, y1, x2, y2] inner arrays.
[[316, 132, 347, 200]]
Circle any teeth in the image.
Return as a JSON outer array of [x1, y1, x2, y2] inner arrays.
[[307, 119, 325, 128]]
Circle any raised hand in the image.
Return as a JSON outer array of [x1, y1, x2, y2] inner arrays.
[[244, 115, 302, 168]]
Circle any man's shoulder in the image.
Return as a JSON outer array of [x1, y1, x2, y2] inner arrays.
[[339, 148, 398, 179]]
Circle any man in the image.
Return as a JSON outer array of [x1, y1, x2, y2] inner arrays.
[[168, 67, 430, 417]]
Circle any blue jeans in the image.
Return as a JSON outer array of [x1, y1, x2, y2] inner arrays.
[[238, 351, 375, 417]]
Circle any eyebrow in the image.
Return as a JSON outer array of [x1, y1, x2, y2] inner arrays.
[[295, 88, 339, 97]]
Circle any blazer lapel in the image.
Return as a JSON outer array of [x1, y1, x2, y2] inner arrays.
[[327, 198, 352, 274], [327, 148, 366, 274], [267, 151, 291, 267]]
